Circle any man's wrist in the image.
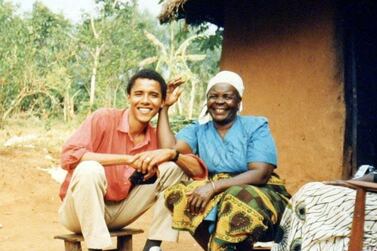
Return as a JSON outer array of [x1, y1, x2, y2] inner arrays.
[[124, 154, 132, 164], [171, 149, 180, 162]]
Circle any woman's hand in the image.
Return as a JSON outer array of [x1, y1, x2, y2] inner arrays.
[[186, 182, 216, 215], [164, 77, 185, 107]]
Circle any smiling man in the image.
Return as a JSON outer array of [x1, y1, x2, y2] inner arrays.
[[58, 69, 206, 251]]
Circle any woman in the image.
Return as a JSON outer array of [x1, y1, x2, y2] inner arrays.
[[161, 71, 291, 250]]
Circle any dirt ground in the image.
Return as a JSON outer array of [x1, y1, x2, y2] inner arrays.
[[0, 117, 201, 251]]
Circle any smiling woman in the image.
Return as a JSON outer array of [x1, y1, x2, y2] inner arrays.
[[162, 71, 291, 251], [206, 83, 241, 128]]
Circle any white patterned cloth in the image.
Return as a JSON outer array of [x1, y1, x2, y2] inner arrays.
[[272, 182, 377, 251]]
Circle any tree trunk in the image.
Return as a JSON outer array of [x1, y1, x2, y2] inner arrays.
[[89, 46, 102, 112], [188, 80, 197, 119], [2, 88, 27, 121]]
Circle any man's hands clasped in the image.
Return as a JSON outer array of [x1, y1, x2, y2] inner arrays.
[[127, 149, 177, 181]]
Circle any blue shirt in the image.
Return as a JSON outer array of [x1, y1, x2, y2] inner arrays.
[[176, 115, 277, 174]]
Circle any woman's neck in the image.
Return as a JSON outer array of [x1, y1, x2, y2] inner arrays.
[[214, 120, 234, 138]]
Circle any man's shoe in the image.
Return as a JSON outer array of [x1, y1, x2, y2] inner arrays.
[[149, 247, 162, 251], [143, 239, 162, 251]]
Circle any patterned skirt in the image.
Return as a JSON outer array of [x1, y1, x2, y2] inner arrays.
[[271, 182, 377, 251], [165, 173, 291, 250]]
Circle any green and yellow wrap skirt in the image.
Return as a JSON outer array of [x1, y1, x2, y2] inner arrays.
[[165, 173, 290, 251]]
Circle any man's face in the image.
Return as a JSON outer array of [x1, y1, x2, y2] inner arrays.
[[128, 78, 164, 124], [207, 82, 240, 125]]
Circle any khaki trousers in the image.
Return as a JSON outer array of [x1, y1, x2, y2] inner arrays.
[[58, 160, 187, 249]]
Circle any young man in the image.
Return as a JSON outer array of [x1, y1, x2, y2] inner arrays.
[[58, 69, 206, 251]]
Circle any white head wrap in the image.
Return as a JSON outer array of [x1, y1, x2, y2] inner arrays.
[[198, 71, 244, 124]]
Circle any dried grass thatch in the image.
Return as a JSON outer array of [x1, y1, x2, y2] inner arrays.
[[159, 0, 188, 23], [159, 0, 224, 26]]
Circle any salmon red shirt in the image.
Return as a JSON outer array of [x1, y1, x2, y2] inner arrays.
[[59, 108, 158, 201]]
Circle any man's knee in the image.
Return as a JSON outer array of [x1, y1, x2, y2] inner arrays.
[[156, 162, 188, 191], [72, 161, 106, 184], [158, 162, 185, 178]]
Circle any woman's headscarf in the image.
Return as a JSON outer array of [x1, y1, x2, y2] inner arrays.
[[198, 71, 244, 124]]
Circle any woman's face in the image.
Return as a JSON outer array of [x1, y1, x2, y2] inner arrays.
[[207, 82, 241, 126]]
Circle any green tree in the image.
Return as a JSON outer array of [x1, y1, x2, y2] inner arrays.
[[75, 0, 157, 113], [0, 1, 74, 121], [139, 21, 206, 118], [0, 0, 222, 125], [140, 20, 222, 118]]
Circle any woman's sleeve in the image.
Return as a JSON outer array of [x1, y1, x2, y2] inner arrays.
[[176, 122, 200, 154], [246, 118, 277, 166]]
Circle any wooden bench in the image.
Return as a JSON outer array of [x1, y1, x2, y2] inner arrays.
[[54, 228, 144, 251]]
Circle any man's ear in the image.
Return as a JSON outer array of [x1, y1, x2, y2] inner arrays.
[[160, 100, 165, 109]]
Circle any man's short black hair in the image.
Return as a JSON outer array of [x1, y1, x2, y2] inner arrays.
[[127, 69, 167, 100]]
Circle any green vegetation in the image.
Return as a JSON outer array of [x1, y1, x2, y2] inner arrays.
[[0, 0, 222, 128]]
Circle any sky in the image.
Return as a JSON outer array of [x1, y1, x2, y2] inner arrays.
[[10, 0, 162, 23]]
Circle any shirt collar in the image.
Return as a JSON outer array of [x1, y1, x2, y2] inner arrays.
[[118, 109, 152, 144], [118, 109, 130, 133]]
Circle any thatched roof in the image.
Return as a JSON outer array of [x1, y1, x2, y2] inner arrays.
[[159, 0, 225, 27]]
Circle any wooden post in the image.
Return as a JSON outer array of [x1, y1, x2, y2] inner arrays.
[[117, 235, 132, 251], [64, 241, 82, 251], [348, 187, 366, 251]]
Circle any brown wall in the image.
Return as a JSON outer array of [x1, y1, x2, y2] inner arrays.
[[221, 1, 345, 193]]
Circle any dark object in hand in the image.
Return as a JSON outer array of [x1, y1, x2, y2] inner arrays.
[[129, 171, 157, 186]]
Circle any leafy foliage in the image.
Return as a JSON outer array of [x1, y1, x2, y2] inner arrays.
[[169, 115, 196, 133], [0, 0, 222, 128]]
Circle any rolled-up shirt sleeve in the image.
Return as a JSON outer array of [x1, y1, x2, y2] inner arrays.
[[61, 110, 106, 170]]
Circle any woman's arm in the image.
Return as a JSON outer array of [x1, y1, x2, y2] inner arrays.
[[187, 162, 274, 214], [212, 162, 274, 193]]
